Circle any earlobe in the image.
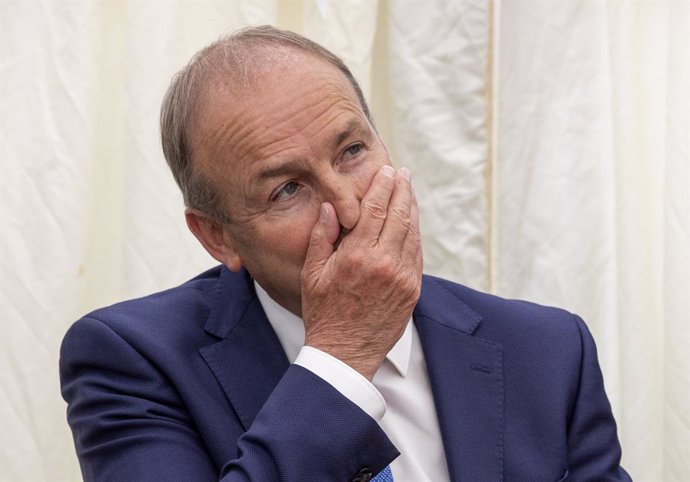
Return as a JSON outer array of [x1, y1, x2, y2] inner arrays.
[[185, 209, 243, 272]]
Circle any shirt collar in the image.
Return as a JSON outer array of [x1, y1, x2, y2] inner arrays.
[[254, 281, 412, 377]]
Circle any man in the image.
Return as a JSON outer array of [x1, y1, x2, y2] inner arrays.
[[60, 26, 631, 481]]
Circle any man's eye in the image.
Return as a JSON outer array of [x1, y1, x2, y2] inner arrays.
[[344, 143, 363, 158], [273, 181, 300, 201]]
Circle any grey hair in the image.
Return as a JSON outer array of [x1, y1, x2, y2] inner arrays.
[[160, 25, 372, 224]]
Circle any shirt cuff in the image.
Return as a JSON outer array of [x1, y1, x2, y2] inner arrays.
[[294, 346, 386, 421]]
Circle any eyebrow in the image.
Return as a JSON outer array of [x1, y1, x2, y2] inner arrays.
[[255, 119, 370, 182], [332, 119, 366, 152], [256, 159, 307, 183]]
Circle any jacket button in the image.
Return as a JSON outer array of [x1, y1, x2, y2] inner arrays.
[[351, 467, 373, 482]]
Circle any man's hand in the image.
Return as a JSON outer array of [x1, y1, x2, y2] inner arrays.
[[301, 165, 423, 380]]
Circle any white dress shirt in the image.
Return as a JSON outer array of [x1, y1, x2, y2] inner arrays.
[[255, 282, 450, 481]]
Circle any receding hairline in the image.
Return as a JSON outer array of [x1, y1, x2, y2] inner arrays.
[[187, 34, 370, 137]]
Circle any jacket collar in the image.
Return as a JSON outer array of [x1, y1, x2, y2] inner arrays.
[[202, 267, 255, 339], [413, 274, 483, 335], [200, 268, 290, 430]]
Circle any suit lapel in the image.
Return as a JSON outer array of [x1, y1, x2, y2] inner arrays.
[[199, 268, 290, 430], [415, 276, 504, 482], [198, 270, 504, 479]]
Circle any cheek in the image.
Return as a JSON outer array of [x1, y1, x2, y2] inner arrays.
[[353, 155, 390, 195], [261, 200, 321, 257]]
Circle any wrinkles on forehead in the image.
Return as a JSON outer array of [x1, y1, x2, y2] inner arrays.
[[207, 81, 359, 165], [194, 48, 359, 142], [186, 44, 301, 150]]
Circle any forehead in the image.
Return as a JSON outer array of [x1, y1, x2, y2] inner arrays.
[[193, 49, 365, 164]]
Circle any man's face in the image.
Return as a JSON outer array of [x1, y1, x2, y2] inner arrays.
[[192, 52, 392, 315]]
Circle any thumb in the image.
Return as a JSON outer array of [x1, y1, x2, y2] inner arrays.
[[302, 203, 340, 284]]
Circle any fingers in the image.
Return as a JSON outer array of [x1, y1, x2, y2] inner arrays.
[[379, 167, 414, 252], [350, 165, 396, 247], [305, 164, 419, 278], [301, 202, 340, 284]]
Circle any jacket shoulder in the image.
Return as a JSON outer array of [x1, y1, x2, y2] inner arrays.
[[86, 266, 222, 331], [60, 265, 244, 364], [420, 274, 584, 344]]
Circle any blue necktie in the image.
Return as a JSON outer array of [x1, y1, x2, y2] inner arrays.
[[371, 465, 394, 481]]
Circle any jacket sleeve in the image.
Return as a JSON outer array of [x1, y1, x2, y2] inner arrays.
[[566, 316, 632, 481], [60, 316, 398, 482]]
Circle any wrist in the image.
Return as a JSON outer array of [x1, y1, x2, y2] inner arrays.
[[304, 339, 385, 381]]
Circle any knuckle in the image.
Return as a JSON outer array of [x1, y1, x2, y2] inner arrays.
[[373, 255, 392, 279], [374, 255, 396, 279], [390, 205, 410, 220], [363, 200, 387, 219]]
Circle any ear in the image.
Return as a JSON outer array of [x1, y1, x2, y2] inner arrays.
[[185, 208, 243, 272]]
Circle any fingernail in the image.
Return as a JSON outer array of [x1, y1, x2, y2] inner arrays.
[[381, 165, 395, 178], [400, 167, 411, 181], [320, 203, 329, 222]]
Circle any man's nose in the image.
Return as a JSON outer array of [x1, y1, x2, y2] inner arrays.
[[321, 176, 361, 231]]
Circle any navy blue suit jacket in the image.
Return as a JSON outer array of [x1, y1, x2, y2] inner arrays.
[[60, 266, 631, 481]]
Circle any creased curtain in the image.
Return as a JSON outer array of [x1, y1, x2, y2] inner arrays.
[[0, 1, 686, 480], [493, 1, 689, 479]]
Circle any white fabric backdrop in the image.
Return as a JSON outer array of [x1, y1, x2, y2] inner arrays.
[[493, 1, 689, 479], [0, 1, 686, 480]]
